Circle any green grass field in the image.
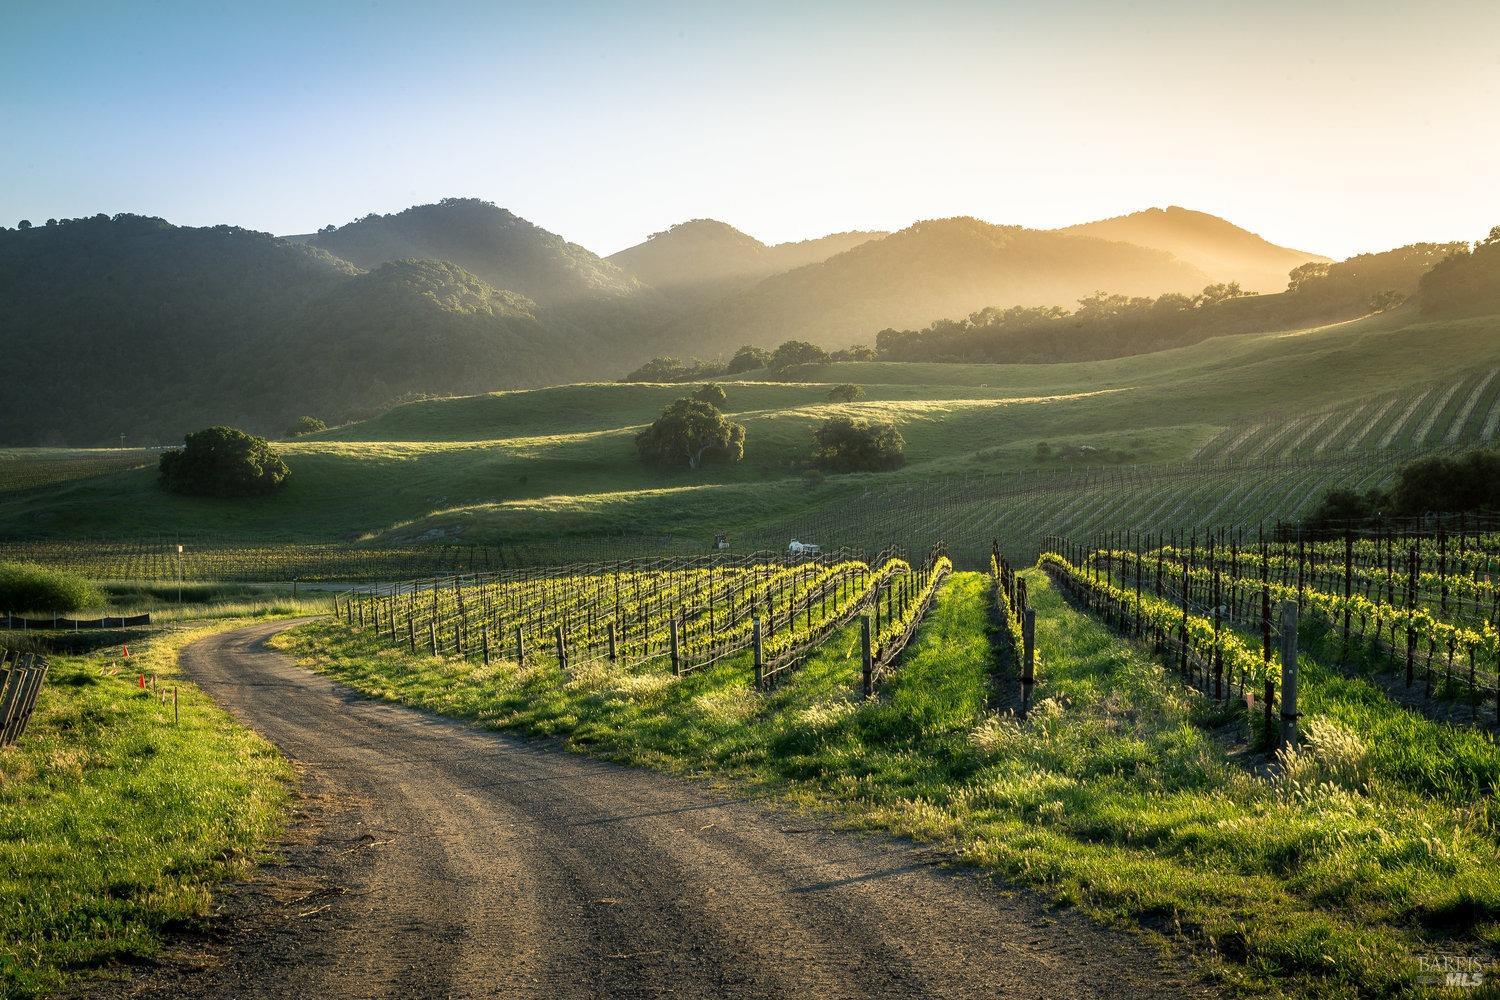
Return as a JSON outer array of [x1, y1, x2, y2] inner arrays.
[[1, 307, 1497, 572], [0, 618, 298, 998], [273, 568, 1500, 997]]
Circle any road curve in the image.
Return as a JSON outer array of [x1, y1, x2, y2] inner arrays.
[[143, 619, 1209, 999]]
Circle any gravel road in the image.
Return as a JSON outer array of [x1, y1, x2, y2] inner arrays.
[[108, 619, 1211, 999]]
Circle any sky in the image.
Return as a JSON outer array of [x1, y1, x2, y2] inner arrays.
[[3, 1, 1498, 260]]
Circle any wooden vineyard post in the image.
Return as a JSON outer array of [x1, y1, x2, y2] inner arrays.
[[555, 625, 568, 674], [515, 625, 525, 667], [1341, 529, 1353, 660], [670, 619, 681, 677], [408, 615, 416, 652], [861, 614, 873, 698], [1406, 544, 1418, 687], [482, 625, 491, 666], [1438, 525, 1448, 617], [1133, 531, 1142, 637], [1179, 555, 1190, 679], [1211, 547, 1222, 698], [1263, 674, 1275, 750], [1297, 536, 1305, 604], [1020, 608, 1036, 720], [428, 620, 437, 656], [607, 622, 617, 662], [1279, 600, 1300, 750], [753, 617, 765, 689]]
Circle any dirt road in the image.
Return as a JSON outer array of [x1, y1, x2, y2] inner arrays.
[[125, 620, 1209, 999]]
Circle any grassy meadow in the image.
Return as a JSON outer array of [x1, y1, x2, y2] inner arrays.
[[0, 613, 305, 998], [0, 307, 1497, 570]]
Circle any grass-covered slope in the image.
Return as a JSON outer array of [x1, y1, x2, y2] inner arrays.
[[2, 307, 1499, 562]]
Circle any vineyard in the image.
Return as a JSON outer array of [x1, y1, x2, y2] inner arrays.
[[288, 519, 1500, 998], [334, 545, 953, 695], [0, 448, 156, 495], [1042, 518, 1500, 729], [1192, 365, 1500, 462], [0, 449, 1404, 583]]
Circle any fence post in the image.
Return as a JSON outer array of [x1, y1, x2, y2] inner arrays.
[[753, 617, 764, 689], [670, 619, 681, 676], [515, 625, 525, 666], [428, 620, 437, 655], [482, 625, 491, 666], [1341, 529, 1353, 659], [861, 615, 873, 698], [555, 624, 568, 673], [1020, 608, 1036, 719], [1279, 600, 1300, 750], [607, 621, 617, 662]]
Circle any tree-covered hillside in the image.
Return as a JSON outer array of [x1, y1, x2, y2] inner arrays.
[[0, 215, 597, 445], [305, 197, 642, 306], [1419, 227, 1500, 317]]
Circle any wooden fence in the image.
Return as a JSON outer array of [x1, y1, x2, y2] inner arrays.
[[0, 649, 49, 749]]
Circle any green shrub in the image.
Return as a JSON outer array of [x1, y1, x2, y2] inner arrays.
[[287, 415, 327, 436], [0, 562, 104, 613], [692, 383, 728, 407], [159, 426, 290, 498], [811, 416, 905, 472]]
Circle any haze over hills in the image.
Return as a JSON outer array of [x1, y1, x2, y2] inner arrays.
[[608, 220, 885, 309], [663, 217, 1215, 354], [1060, 206, 1329, 294], [1, 197, 1483, 448], [0, 215, 595, 445]]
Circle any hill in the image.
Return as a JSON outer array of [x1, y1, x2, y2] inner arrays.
[[663, 217, 1212, 354], [8, 307, 1499, 566], [608, 220, 883, 309], [306, 197, 643, 306], [0, 215, 595, 445], [1060, 205, 1329, 293]]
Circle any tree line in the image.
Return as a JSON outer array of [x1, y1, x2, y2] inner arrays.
[[621, 237, 1488, 376]]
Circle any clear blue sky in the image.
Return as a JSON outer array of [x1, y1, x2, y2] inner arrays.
[[4, 0, 1497, 258]]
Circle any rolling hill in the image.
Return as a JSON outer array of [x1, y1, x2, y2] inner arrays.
[[1060, 205, 1329, 294], [663, 216, 1214, 354], [7, 304, 1499, 568], [608, 220, 884, 309]]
